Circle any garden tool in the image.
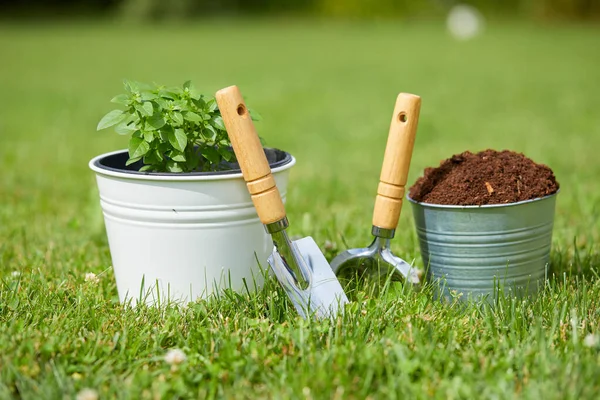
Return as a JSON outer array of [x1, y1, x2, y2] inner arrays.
[[331, 93, 422, 284], [216, 85, 348, 319]]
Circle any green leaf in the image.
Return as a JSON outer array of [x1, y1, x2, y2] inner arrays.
[[172, 112, 184, 125], [129, 137, 150, 159], [185, 149, 200, 171], [135, 104, 151, 117], [166, 161, 183, 173], [158, 141, 171, 152], [97, 110, 126, 130], [189, 90, 201, 101], [202, 125, 217, 141], [158, 89, 178, 100], [110, 94, 130, 105], [123, 80, 151, 93], [201, 147, 221, 164], [125, 156, 142, 166], [139, 165, 153, 172], [143, 130, 155, 142], [160, 124, 173, 134], [184, 112, 202, 122], [168, 86, 184, 95], [192, 97, 206, 109], [173, 100, 188, 112], [206, 99, 217, 112], [114, 122, 137, 135], [158, 124, 172, 141], [128, 112, 141, 125], [218, 146, 234, 162], [210, 116, 226, 131], [143, 151, 157, 165], [123, 80, 139, 93], [143, 101, 153, 116], [154, 149, 164, 162], [141, 91, 158, 101], [154, 97, 168, 109], [169, 129, 187, 152], [147, 114, 166, 130], [183, 80, 192, 90], [170, 151, 186, 162], [126, 80, 151, 92]]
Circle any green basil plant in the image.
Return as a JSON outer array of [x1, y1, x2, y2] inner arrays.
[[97, 80, 260, 173]]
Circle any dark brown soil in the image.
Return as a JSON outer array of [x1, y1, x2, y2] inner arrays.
[[408, 150, 559, 206]]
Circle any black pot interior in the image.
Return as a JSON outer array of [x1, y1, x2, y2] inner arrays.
[[95, 147, 292, 176]]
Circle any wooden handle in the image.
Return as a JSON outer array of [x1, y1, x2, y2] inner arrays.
[[372, 93, 421, 230], [215, 85, 286, 225]]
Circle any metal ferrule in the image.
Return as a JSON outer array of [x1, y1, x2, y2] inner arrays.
[[265, 217, 289, 234], [371, 226, 395, 239]]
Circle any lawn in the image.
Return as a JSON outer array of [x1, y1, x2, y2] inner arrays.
[[1, 18, 600, 399]]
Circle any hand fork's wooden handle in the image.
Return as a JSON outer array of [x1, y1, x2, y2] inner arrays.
[[216, 85, 286, 225], [372, 93, 421, 230]]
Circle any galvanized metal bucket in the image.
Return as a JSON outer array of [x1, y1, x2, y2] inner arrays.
[[408, 193, 558, 302]]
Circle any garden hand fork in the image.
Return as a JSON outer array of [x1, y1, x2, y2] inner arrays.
[[331, 93, 423, 284]]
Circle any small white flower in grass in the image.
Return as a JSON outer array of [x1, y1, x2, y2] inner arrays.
[[11, 271, 21, 278], [84, 273, 99, 284], [584, 334, 599, 348], [322, 240, 336, 251], [76, 388, 98, 400], [164, 348, 187, 365]]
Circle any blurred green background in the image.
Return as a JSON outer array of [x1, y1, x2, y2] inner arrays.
[[2, 0, 600, 20]]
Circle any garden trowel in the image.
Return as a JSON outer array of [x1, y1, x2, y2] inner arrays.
[[331, 93, 423, 285], [216, 85, 348, 319]]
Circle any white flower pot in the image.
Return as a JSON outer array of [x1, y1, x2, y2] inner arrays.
[[89, 148, 295, 305]]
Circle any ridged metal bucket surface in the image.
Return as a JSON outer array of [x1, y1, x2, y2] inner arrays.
[[408, 193, 557, 302]]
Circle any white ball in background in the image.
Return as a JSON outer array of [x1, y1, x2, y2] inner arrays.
[[446, 4, 484, 40]]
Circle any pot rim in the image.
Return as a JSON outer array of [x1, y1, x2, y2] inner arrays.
[[407, 190, 559, 209], [89, 148, 296, 181]]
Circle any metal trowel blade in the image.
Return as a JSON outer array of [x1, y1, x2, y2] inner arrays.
[[268, 237, 349, 319]]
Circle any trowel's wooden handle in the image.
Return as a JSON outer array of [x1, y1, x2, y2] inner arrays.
[[372, 93, 421, 230], [215, 85, 286, 225]]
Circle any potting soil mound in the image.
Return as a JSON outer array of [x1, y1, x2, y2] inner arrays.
[[408, 149, 559, 206]]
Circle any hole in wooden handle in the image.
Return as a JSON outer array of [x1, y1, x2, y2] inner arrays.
[[237, 105, 246, 116], [398, 112, 407, 123]]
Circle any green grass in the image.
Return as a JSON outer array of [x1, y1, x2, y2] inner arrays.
[[1, 18, 600, 399]]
